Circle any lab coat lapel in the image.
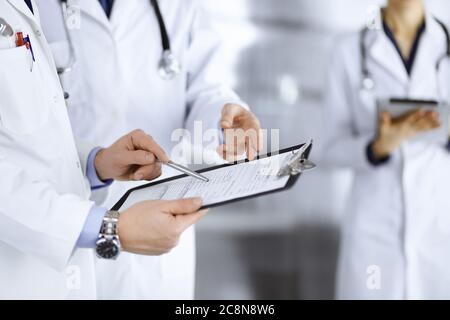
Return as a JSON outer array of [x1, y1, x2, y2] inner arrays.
[[108, 0, 135, 29], [7, 0, 40, 26], [370, 30, 409, 86], [365, 7, 409, 85], [409, 14, 446, 97], [78, 0, 111, 31]]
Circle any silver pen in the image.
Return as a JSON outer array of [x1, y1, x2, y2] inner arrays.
[[165, 160, 209, 182]]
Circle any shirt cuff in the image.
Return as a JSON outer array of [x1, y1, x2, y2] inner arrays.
[[446, 140, 450, 151], [76, 206, 107, 248], [366, 141, 391, 166], [87, 147, 113, 190]]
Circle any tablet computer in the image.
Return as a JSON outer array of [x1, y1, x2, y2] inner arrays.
[[111, 143, 313, 211], [377, 98, 449, 144]]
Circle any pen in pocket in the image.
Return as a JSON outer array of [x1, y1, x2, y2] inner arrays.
[[15, 31, 24, 46], [23, 35, 35, 61], [15, 32, 35, 71]]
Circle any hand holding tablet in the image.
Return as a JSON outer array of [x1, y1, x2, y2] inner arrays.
[[376, 99, 449, 145]]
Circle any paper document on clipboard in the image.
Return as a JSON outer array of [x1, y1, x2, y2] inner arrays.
[[112, 142, 315, 211]]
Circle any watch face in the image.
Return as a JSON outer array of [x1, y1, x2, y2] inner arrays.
[[96, 240, 120, 260]]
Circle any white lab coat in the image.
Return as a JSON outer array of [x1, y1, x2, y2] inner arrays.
[[322, 11, 450, 299], [36, 0, 245, 299], [0, 0, 97, 299]]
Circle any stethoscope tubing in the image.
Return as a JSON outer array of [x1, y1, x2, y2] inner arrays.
[[360, 17, 450, 95], [57, 0, 179, 80]]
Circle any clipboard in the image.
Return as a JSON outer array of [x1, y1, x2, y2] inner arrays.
[[111, 141, 315, 211]]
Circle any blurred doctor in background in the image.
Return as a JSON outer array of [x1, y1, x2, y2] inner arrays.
[[323, 0, 450, 299], [36, 0, 262, 299]]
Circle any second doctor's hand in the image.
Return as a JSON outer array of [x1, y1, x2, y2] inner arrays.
[[219, 104, 263, 162], [372, 109, 441, 160]]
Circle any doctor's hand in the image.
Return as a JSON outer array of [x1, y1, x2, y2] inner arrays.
[[372, 110, 441, 159], [94, 129, 170, 182], [218, 104, 263, 161], [118, 198, 207, 255]]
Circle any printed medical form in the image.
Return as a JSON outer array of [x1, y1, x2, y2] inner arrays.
[[120, 152, 293, 210]]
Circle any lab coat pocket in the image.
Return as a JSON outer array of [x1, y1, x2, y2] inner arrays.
[[0, 45, 48, 135]]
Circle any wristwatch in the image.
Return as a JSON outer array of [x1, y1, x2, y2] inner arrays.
[[95, 210, 121, 260]]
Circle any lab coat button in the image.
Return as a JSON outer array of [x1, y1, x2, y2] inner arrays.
[[36, 30, 41, 37], [76, 162, 81, 169]]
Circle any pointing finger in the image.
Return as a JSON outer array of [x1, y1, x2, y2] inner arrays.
[[130, 130, 170, 163], [132, 164, 162, 181], [220, 104, 242, 129], [122, 150, 156, 167]]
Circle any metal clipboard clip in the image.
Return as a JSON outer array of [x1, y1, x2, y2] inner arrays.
[[277, 140, 316, 177]]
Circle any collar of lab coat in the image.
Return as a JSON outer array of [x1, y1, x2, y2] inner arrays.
[[7, 0, 41, 27], [365, 8, 447, 87], [75, 0, 111, 31], [75, 0, 167, 32]]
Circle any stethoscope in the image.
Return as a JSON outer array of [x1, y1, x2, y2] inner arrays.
[[57, 0, 180, 80], [0, 17, 14, 37], [360, 17, 450, 97]]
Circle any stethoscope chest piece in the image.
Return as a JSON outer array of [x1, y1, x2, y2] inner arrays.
[[151, 0, 181, 80], [362, 76, 375, 92], [158, 49, 181, 80]]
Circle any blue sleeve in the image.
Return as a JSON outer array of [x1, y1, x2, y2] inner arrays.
[[366, 141, 391, 166], [87, 147, 113, 190], [76, 206, 107, 248]]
